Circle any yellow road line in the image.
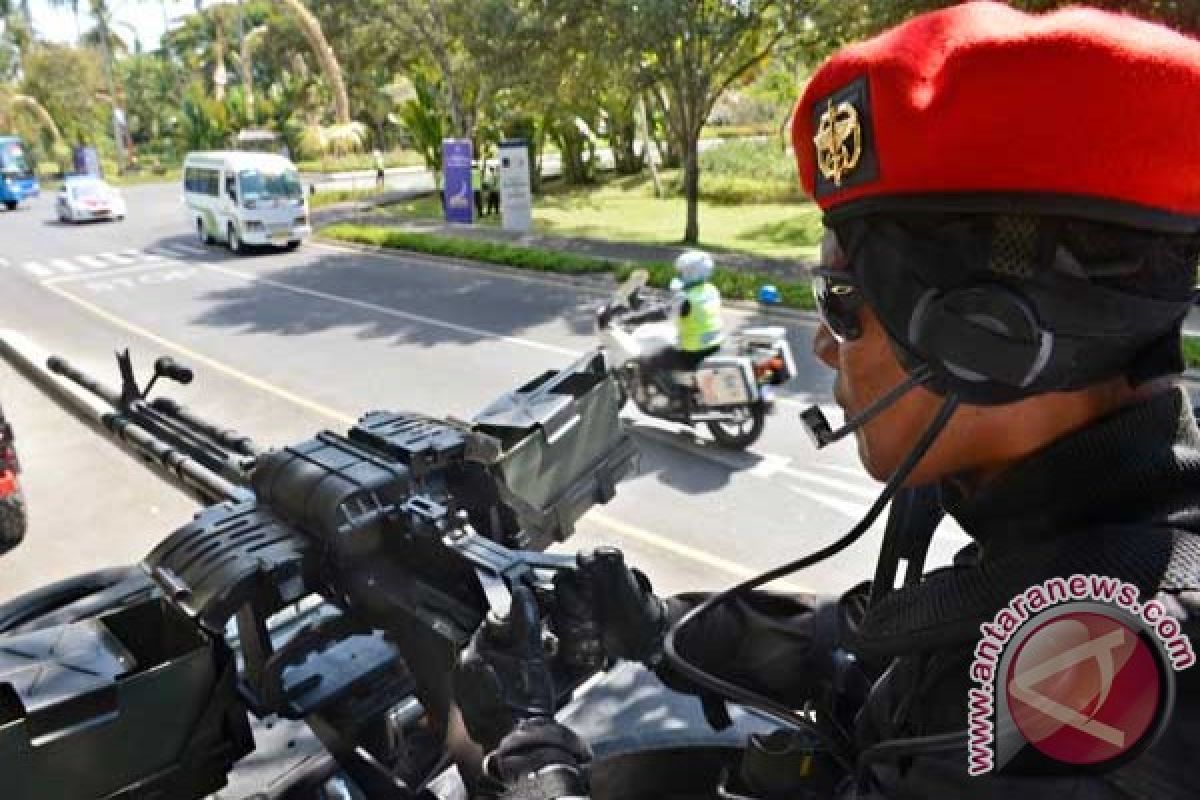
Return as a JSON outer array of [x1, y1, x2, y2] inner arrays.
[[587, 511, 809, 593], [44, 280, 807, 589], [43, 282, 357, 425]]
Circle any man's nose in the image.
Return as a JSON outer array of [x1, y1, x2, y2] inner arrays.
[[813, 324, 839, 369]]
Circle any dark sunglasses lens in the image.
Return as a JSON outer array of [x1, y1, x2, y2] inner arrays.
[[813, 232, 862, 341], [812, 275, 860, 341]]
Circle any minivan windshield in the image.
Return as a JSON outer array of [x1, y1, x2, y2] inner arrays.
[[238, 168, 303, 203]]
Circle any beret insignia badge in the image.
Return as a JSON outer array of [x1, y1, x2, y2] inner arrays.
[[814, 98, 862, 187]]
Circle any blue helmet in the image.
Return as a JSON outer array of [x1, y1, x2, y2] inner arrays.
[[674, 250, 714, 284]]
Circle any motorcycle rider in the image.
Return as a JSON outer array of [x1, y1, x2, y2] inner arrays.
[[637, 250, 726, 401], [459, 3, 1200, 798]]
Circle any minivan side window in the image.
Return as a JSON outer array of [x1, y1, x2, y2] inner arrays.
[[185, 167, 220, 196]]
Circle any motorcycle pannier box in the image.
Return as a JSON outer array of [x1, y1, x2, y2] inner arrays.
[[695, 357, 757, 407]]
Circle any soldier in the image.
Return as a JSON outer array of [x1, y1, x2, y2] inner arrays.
[[459, 4, 1200, 798]]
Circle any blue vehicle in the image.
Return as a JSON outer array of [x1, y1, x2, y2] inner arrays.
[[0, 136, 39, 211]]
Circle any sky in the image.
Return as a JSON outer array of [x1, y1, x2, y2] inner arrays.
[[28, 0, 230, 52]]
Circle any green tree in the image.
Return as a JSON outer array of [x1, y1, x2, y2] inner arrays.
[[119, 52, 180, 154], [390, 69, 447, 182], [599, 0, 815, 243], [19, 43, 106, 147]]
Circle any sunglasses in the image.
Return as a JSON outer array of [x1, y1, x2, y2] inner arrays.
[[812, 230, 864, 342]]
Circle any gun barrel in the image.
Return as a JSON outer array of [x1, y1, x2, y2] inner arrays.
[[46, 354, 246, 505], [151, 397, 259, 457], [47, 355, 122, 408], [104, 414, 243, 504]]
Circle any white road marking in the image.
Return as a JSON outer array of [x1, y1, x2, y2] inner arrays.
[[76, 255, 110, 269], [815, 463, 872, 480], [791, 470, 879, 500], [97, 252, 137, 265], [81, 268, 197, 292], [21, 261, 52, 277], [44, 261, 184, 285], [121, 248, 162, 262], [789, 486, 872, 519], [202, 262, 579, 357], [175, 244, 206, 255], [50, 258, 82, 273]]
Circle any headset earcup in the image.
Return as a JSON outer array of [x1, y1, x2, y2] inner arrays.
[[909, 286, 1052, 397]]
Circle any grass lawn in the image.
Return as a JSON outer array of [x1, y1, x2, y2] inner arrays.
[[108, 168, 183, 187], [380, 172, 823, 263], [309, 188, 390, 209], [296, 149, 425, 173]]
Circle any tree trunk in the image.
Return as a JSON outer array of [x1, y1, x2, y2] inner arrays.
[[638, 94, 663, 197], [607, 101, 642, 175], [683, 132, 700, 244], [13, 94, 64, 143], [277, 0, 352, 125]]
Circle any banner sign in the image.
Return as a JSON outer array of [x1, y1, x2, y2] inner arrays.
[[442, 138, 474, 224]]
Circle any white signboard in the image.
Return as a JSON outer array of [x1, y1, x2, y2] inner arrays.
[[498, 140, 533, 233]]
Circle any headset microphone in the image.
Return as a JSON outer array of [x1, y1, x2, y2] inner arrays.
[[800, 366, 933, 448]]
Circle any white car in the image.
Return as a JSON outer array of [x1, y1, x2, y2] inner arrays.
[[56, 177, 127, 223]]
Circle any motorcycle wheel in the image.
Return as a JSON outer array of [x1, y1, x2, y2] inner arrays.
[[0, 488, 26, 555], [706, 404, 766, 450]]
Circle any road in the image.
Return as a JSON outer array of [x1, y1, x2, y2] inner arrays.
[[0, 183, 968, 603]]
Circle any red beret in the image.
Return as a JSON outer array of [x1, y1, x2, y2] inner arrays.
[[793, 1, 1200, 232]]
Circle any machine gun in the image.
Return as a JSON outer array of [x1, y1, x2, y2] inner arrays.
[[0, 346, 637, 800]]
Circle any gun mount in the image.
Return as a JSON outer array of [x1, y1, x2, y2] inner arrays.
[[0, 346, 638, 799]]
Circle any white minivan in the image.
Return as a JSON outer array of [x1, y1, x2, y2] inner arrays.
[[183, 151, 311, 253]]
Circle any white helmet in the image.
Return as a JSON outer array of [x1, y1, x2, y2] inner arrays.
[[674, 250, 714, 284]]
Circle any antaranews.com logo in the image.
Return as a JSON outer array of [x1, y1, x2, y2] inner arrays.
[[967, 574, 1195, 776]]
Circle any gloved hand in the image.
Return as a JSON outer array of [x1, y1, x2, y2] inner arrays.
[[479, 717, 592, 799], [561, 547, 671, 666], [455, 585, 556, 751]]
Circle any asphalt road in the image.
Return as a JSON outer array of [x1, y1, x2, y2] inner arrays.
[[0, 182, 969, 603]]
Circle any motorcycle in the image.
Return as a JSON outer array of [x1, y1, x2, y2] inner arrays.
[[0, 401, 26, 554], [0, 343, 800, 800], [597, 269, 797, 450]]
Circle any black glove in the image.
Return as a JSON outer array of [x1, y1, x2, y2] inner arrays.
[[557, 549, 735, 730], [574, 547, 670, 665], [479, 717, 592, 799], [455, 585, 556, 751]]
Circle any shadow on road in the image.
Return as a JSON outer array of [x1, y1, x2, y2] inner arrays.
[[179, 245, 600, 351], [625, 421, 765, 495]]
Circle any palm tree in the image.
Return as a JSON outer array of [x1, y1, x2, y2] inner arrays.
[[0, 85, 65, 143], [275, 0, 350, 126]]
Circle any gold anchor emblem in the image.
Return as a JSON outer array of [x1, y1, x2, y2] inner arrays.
[[813, 98, 863, 187]]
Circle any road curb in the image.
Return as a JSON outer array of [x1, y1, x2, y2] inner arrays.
[[312, 236, 820, 324]]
